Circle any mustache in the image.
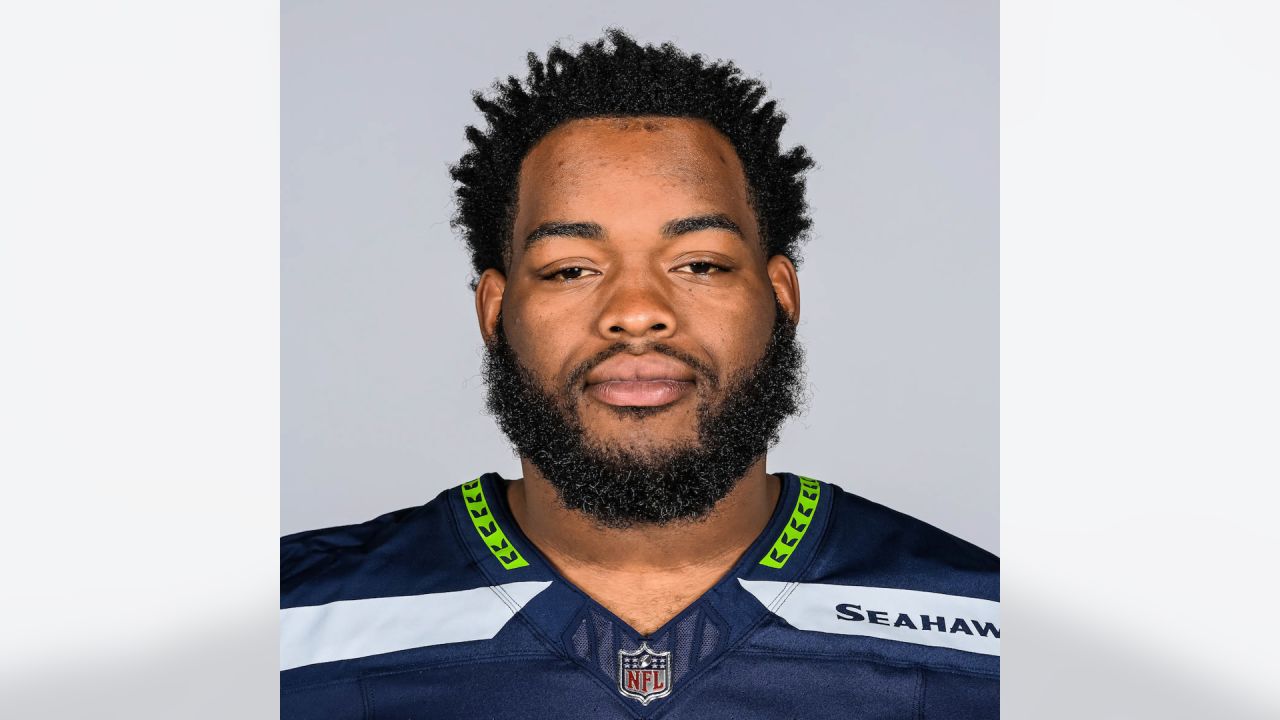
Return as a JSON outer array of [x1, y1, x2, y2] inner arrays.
[[564, 342, 720, 393]]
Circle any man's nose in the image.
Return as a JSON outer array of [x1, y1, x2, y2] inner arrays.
[[595, 275, 678, 340]]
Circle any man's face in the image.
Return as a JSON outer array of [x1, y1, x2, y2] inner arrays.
[[475, 116, 802, 526]]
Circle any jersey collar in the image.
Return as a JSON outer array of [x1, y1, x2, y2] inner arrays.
[[450, 471, 832, 713]]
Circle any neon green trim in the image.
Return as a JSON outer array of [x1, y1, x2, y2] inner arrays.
[[460, 477, 529, 570], [758, 475, 821, 569]]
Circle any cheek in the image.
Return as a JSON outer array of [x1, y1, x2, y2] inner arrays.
[[683, 295, 776, 375], [503, 308, 580, 389]]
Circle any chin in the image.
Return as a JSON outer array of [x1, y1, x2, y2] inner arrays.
[[582, 427, 701, 458], [603, 404, 675, 420]]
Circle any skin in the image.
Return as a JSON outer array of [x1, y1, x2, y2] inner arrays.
[[474, 116, 800, 634]]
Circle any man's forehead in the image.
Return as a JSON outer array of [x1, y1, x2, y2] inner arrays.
[[519, 116, 748, 193], [512, 116, 756, 246]]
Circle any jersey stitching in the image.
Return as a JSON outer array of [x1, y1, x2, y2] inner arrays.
[[764, 580, 793, 611], [734, 648, 999, 680], [915, 666, 927, 720], [487, 581, 521, 615], [282, 676, 364, 695], [772, 579, 802, 612], [360, 675, 375, 720], [357, 652, 560, 680], [281, 549, 345, 593]]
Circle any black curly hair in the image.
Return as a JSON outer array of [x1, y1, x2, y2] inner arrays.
[[449, 29, 816, 288]]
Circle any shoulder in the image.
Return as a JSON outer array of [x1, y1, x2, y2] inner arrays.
[[809, 479, 998, 601], [739, 476, 999, 677], [281, 485, 482, 608]]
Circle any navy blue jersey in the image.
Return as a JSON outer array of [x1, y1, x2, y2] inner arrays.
[[281, 473, 999, 718]]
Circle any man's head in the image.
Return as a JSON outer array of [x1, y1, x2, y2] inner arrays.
[[452, 31, 815, 528]]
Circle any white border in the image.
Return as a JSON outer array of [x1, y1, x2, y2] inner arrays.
[[4, 1, 1280, 717], [0, 1, 279, 716], [1004, 1, 1280, 714]]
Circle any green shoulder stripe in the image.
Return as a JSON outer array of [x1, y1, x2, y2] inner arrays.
[[460, 477, 529, 570], [758, 475, 821, 569]]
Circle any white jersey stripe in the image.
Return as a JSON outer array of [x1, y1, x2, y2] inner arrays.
[[739, 579, 1000, 656], [280, 581, 553, 671]]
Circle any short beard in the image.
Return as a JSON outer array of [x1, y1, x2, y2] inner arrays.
[[481, 304, 806, 529]]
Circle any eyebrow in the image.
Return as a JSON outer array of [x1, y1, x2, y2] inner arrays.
[[661, 213, 744, 240], [522, 221, 603, 249], [522, 213, 744, 250]]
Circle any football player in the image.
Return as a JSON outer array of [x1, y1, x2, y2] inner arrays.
[[282, 29, 998, 718]]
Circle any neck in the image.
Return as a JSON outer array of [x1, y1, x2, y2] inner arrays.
[[506, 459, 781, 574]]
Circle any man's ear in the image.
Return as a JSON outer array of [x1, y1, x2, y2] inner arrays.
[[766, 255, 800, 323], [474, 268, 507, 343]]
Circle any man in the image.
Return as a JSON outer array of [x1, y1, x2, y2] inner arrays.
[[282, 30, 998, 718]]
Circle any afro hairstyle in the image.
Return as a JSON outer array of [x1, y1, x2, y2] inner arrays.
[[449, 29, 816, 288]]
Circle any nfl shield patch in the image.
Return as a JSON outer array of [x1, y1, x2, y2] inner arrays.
[[617, 642, 672, 705]]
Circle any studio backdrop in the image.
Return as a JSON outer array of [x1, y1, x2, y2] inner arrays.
[[282, 0, 998, 552]]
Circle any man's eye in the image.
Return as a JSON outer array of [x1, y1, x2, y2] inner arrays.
[[545, 266, 595, 282], [676, 261, 727, 275]]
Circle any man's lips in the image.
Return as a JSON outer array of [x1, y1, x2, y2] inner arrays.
[[583, 354, 697, 408], [585, 379, 694, 407]]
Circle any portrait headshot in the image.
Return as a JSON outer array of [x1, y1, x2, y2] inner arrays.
[[282, 3, 997, 717]]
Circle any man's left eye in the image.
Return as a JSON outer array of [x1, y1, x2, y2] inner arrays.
[[675, 261, 726, 275]]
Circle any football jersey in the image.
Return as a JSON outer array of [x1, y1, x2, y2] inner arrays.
[[281, 472, 999, 718]]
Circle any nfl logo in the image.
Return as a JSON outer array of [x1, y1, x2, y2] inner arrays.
[[617, 642, 673, 705]]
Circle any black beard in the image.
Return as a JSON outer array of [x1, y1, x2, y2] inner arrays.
[[481, 304, 806, 529]]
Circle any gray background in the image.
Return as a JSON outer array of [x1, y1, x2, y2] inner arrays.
[[283, 0, 998, 553]]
